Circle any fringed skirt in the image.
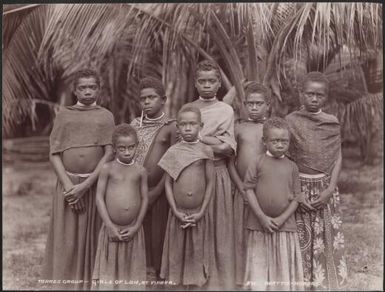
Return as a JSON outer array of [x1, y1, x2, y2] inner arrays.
[[42, 172, 102, 290], [295, 173, 348, 290], [160, 208, 210, 287], [92, 224, 146, 290], [244, 230, 304, 291]]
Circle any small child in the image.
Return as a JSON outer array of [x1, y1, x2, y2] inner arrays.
[[158, 105, 215, 288], [228, 82, 271, 287], [243, 117, 304, 291], [92, 124, 148, 290]]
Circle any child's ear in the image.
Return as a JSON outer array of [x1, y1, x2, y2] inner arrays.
[[162, 95, 167, 104], [262, 136, 267, 145]]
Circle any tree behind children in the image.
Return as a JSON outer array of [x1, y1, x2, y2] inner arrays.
[[243, 117, 304, 291], [92, 124, 148, 290], [158, 105, 215, 289]]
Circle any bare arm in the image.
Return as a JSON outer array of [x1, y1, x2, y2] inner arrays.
[[50, 153, 86, 213], [95, 164, 122, 241], [201, 135, 233, 157], [148, 174, 166, 205], [49, 153, 74, 192], [164, 174, 190, 223], [121, 169, 149, 240], [198, 159, 215, 216], [133, 169, 149, 230], [228, 156, 246, 198], [311, 149, 342, 209], [64, 145, 114, 203]]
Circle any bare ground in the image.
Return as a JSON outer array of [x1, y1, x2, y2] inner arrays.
[[2, 148, 383, 290]]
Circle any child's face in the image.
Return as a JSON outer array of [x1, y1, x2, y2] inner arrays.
[[74, 77, 99, 105], [263, 128, 290, 158], [115, 135, 138, 163], [139, 87, 166, 118], [195, 70, 221, 99], [301, 81, 328, 112], [177, 111, 203, 142], [244, 93, 269, 121]]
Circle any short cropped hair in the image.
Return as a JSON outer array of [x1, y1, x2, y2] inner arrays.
[[112, 123, 138, 145], [139, 77, 166, 97], [177, 104, 202, 123], [244, 82, 271, 104], [73, 69, 100, 87], [301, 71, 329, 94], [194, 60, 221, 81], [262, 117, 290, 139]]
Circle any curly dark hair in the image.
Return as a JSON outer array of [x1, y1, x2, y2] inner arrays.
[[177, 104, 202, 122], [262, 117, 290, 139], [139, 77, 166, 97], [244, 82, 271, 104], [112, 123, 138, 145], [194, 60, 221, 81], [73, 69, 100, 87], [301, 71, 329, 94]]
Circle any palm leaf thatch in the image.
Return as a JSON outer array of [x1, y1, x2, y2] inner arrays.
[[2, 3, 383, 141]]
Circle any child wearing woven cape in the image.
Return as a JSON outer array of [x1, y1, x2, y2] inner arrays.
[[42, 69, 115, 290], [158, 105, 215, 289], [286, 72, 348, 289]]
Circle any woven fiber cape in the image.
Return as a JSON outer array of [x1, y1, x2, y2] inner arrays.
[[158, 141, 214, 180], [50, 105, 115, 155], [286, 109, 341, 175]]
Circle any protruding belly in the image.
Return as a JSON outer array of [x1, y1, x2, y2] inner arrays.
[[105, 189, 141, 226], [173, 162, 206, 210], [63, 146, 104, 174]]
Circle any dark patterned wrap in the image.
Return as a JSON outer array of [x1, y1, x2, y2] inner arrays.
[[286, 110, 341, 175]]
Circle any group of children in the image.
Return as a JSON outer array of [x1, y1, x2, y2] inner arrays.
[[43, 62, 347, 291]]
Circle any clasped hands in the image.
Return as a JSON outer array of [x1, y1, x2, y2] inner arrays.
[[63, 181, 90, 214], [297, 189, 333, 212], [174, 210, 203, 229], [107, 224, 138, 242]]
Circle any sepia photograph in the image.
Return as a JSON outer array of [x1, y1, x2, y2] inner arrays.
[[2, 2, 383, 291]]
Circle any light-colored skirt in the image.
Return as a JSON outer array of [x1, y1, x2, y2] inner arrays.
[[92, 224, 146, 290], [160, 208, 210, 287], [244, 230, 304, 291], [42, 172, 101, 290], [295, 173, 348, 290]]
